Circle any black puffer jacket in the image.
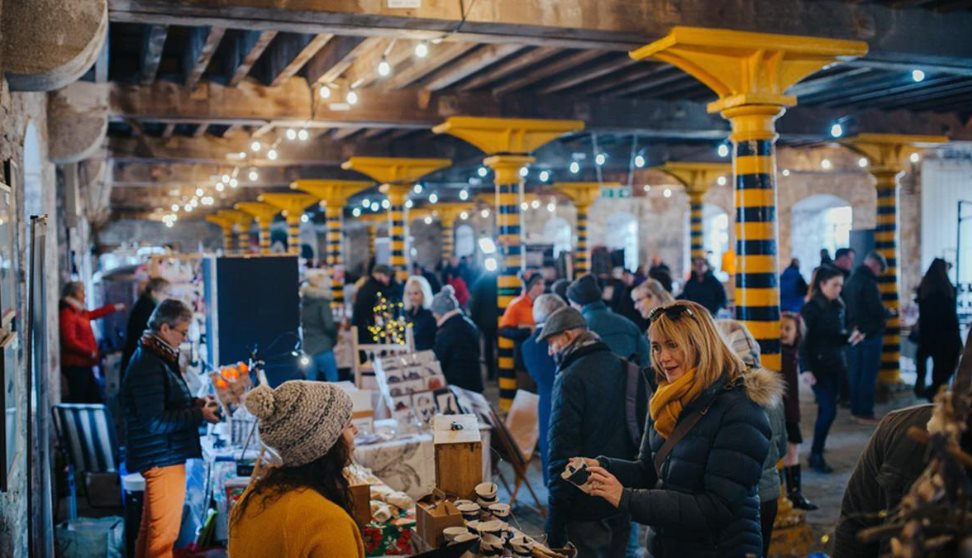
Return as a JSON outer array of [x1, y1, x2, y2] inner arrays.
[[432, 312, 483, 393], [843, 265, 888, 339], [599, 368, 779, 558], [546, 335, 645, 547], [121, 343, 203, 473], [800, 293, 850, 379]]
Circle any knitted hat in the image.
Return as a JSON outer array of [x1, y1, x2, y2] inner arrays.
[[372, 264, 393, 277], [536, 306, 587, 341], [551, 279, 569, 302], [430, 284, 459, 316], [244, 381, 353, 467], [567, 274, 601, 306]]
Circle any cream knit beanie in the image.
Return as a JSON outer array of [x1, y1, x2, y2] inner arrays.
[[244, 380, 353, 467]]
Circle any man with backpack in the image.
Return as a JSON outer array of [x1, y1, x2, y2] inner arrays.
[[542, 306, 648, 556]]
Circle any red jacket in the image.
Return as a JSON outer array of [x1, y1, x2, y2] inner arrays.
[[59, 300, 116, 368], [448, 276, 471, 308]]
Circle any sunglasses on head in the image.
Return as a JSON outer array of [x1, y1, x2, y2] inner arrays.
[[647, 304, 695, 324]]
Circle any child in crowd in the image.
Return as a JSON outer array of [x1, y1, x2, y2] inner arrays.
[[781, 312, 816, 510]]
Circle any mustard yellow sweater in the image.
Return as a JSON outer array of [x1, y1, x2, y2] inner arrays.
[[228, 487, 364, 557]]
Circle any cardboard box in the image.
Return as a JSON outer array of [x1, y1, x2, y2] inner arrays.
[[350, 483, 372, 526], [415, 494, 463, 548], [433, 415, 483, 499]]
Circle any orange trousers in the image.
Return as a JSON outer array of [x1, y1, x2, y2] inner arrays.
[[136, 464, 186, 558]]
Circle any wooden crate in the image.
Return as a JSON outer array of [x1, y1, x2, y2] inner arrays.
[[350, 483, 372, 526], [433, 415, 483, 500], [416, 497, 464, 548]]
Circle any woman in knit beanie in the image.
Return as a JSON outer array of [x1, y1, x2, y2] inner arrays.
[[228, 380, 364, 557]]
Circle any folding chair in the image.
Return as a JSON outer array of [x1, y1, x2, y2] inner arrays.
[[52, 403, 123, 514]]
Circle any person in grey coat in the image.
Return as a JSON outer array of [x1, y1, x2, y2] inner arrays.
[[301, 269, 338, 381]]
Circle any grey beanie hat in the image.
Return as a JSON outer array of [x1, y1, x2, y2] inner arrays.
[[536, 306, 587, 342], [567, 274, 602, 306], [430, 284, 460, 316], [244, 380, 353, 467]]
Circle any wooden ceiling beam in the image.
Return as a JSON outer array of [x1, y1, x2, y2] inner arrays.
[[252, 33, 334, 87], [161, 122, 176, 138], [492, 50, 603, 95], [340, 38, 402, 90], [183, 26, 225, 88], [228, 30, 279, 86], [192, 123, 209, 137], [139, 24, 168, 85], [572, 63, 675, 97], [535, 54, 637, 95], [423, 44, 524, 92], [457, 46, 561, 91], [304, 35, 369, 85], [380, 41, 478, 90], [112, 161, 299, 186]]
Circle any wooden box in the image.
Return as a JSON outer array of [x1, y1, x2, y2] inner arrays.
[[416, 495, 464, 548], [433, 415, 483, 500], [350, 483, 372, 526]]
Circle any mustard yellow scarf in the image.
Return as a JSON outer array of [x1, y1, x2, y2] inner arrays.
[[649, 368, 704, 438]]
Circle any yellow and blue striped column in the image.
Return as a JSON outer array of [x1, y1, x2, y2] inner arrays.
[[386, 185, 410, 284], [874, 172, 901, 384], [486, 155, 532, 410], [325, 204, 344, 305], [727, 105, 783, 373], [284, 215, 301, 255], [367, 224, 377, 261], [575, 203, 591, 275], [442, 222, 455, 262], [688, 191, 706, 260], [235, 202, 281, 255]]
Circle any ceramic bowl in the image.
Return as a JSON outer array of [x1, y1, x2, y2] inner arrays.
[[488, 502, 511, 519], [442, 526, 470, 542], [474, 482, 498, 500]]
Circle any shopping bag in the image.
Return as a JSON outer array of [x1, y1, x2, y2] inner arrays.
[[55, 516, 124, 558]]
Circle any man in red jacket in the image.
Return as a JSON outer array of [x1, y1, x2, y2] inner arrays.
[[59, 281, 124, 403]]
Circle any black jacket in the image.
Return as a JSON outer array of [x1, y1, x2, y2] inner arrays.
[[469, 273, 498, 333], [352, 277, 389, 343], [546, 338, 643, 547], [407, 307, 437, 351], [121, 295, 157, 373], [599, 369, 777, 558], [918, 290, 962, 354], [121, 344, 203, 474], [799, 293, 850, 378], [433, 312, 483, 393], [843, 265, 888, 339], [679, 272, 727, 315]]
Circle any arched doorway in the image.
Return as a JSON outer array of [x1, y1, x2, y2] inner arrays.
[[455, 224, 475, 258], [791, 194, 853, 279], [604, 212, 639, 271]]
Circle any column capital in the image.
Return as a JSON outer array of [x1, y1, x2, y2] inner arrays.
[[258, 192, 319, 222], [630, 27, 867, 113], [433, 202, 474, 228], [342, 156, 451, 185], [291, 179, 373, 209], [205, 214, 233, 231], [554, 181, 617, 209], [379, 183, 413, 205], [217, 209, 253, 229], [434, 116, 584, 155], [235, 201, 281, 223], [484, 154, 535, 184], [657, 162, 730, 199], [840, 133, 948, 175]]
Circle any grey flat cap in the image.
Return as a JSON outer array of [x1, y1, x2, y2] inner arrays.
[[536, 306, 587, 342]]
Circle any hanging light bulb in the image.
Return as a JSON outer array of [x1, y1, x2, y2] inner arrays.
[[381, 199, 391, 209], [346, 90, 359, 105], [362, 198, 371, 208], [297, 129, 309, 141], [910, 152, 920, 163], [569, 161, 580, 174], [370, 202, 380, 211], [538, 170, 550, 182], [643, 185, 651, 192], [858, 157, 869, 168], [248, 168, 259, 181], [520, 202, 529, 211], [634, 154, 646, 168], [519, 167, 528, 178], [250, 140, 262, 152], [352, 207, 361, 217], [717, 144, 729, 158], [663, 188, 672, 198], [477, 167, 488, 178], [459, 189, 469, 200], [320, 85, 332, 99], [171, 203, 179, 212], [830, 123, 843, 138], [530, 199, 540, 209], [413, 183, 423, 194], [481, 209, 490, 218], [423, 216, 433, 225], [229, 178, 239, 188], [414, 41, 429, 58], [782, 169, 790, 177], [404, 199, 414, 209], [183, 204, 193, 212], [286, 128, 298, 141], [595, 153, 606, 166], [716, 176, 727, 186], [300, 214, 310, 223], [215, 182, 225, 192], [221, 174, 231, 184], [460, 211, 468, 220], [429, 193, 439, 204], [267, 148, 278, 161], [377, 57, 391, 77], [195, 187, 204, 197], [821, 159, 832, 169], [547, 202, 556, 213]]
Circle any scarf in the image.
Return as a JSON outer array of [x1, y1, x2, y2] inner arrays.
[[140, 332, 180, 364], [552, 330, 601, 366], [649, 368, 704, 438]]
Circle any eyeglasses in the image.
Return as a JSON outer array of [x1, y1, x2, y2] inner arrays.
[[646, 304, 695, 324]]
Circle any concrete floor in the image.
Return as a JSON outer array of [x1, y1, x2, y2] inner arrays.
[[489, 370, 924, 555]]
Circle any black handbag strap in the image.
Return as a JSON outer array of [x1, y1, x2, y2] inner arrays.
[[653, 400, 713, 477], [623, 360, 648, 449]]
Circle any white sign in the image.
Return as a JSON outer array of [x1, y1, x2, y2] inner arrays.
[[387, 0, 421, 8]]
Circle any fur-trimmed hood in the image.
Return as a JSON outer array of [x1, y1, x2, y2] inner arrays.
[[300, 284, 331, 300], [741, 366, 785, 409]]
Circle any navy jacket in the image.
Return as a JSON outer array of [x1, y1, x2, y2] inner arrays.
[[679, 272, 727, 316], [433, 313, 483, 393], [407, 307, 437, 351], [121, 344, 203, 473], [843, 265, 888, 339], [121, 294, 156, 374], [522, 327, 557, 483], [546, 338, 641, 547], [579, 301, 650, 366], [600, 370, 774, 558], [779, 265, 808, 313]]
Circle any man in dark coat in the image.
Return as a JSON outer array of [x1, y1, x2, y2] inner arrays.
[[678, 258, 727, 315], [351, 264, 393, 343], [469, 271, 498, 380], [842, 251, 890, 422], [431, 286, 483, 393], [542, 307, 644, 554], [568, 274, 650, 366], [121, 277, 171, 374]]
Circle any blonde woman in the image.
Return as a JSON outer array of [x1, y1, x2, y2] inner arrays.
[[580, 300, 780, 557], [403, 275, 436, 350], [630, 278, 674, 322]]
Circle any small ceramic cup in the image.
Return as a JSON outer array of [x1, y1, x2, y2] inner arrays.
[[479, 534, 504, 556], [443, 526, 470, 542], [449, 532, 479, 546], [475, 482, 498, 501], [487, 503, 510, 520], [457, 502, 481, 522]]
